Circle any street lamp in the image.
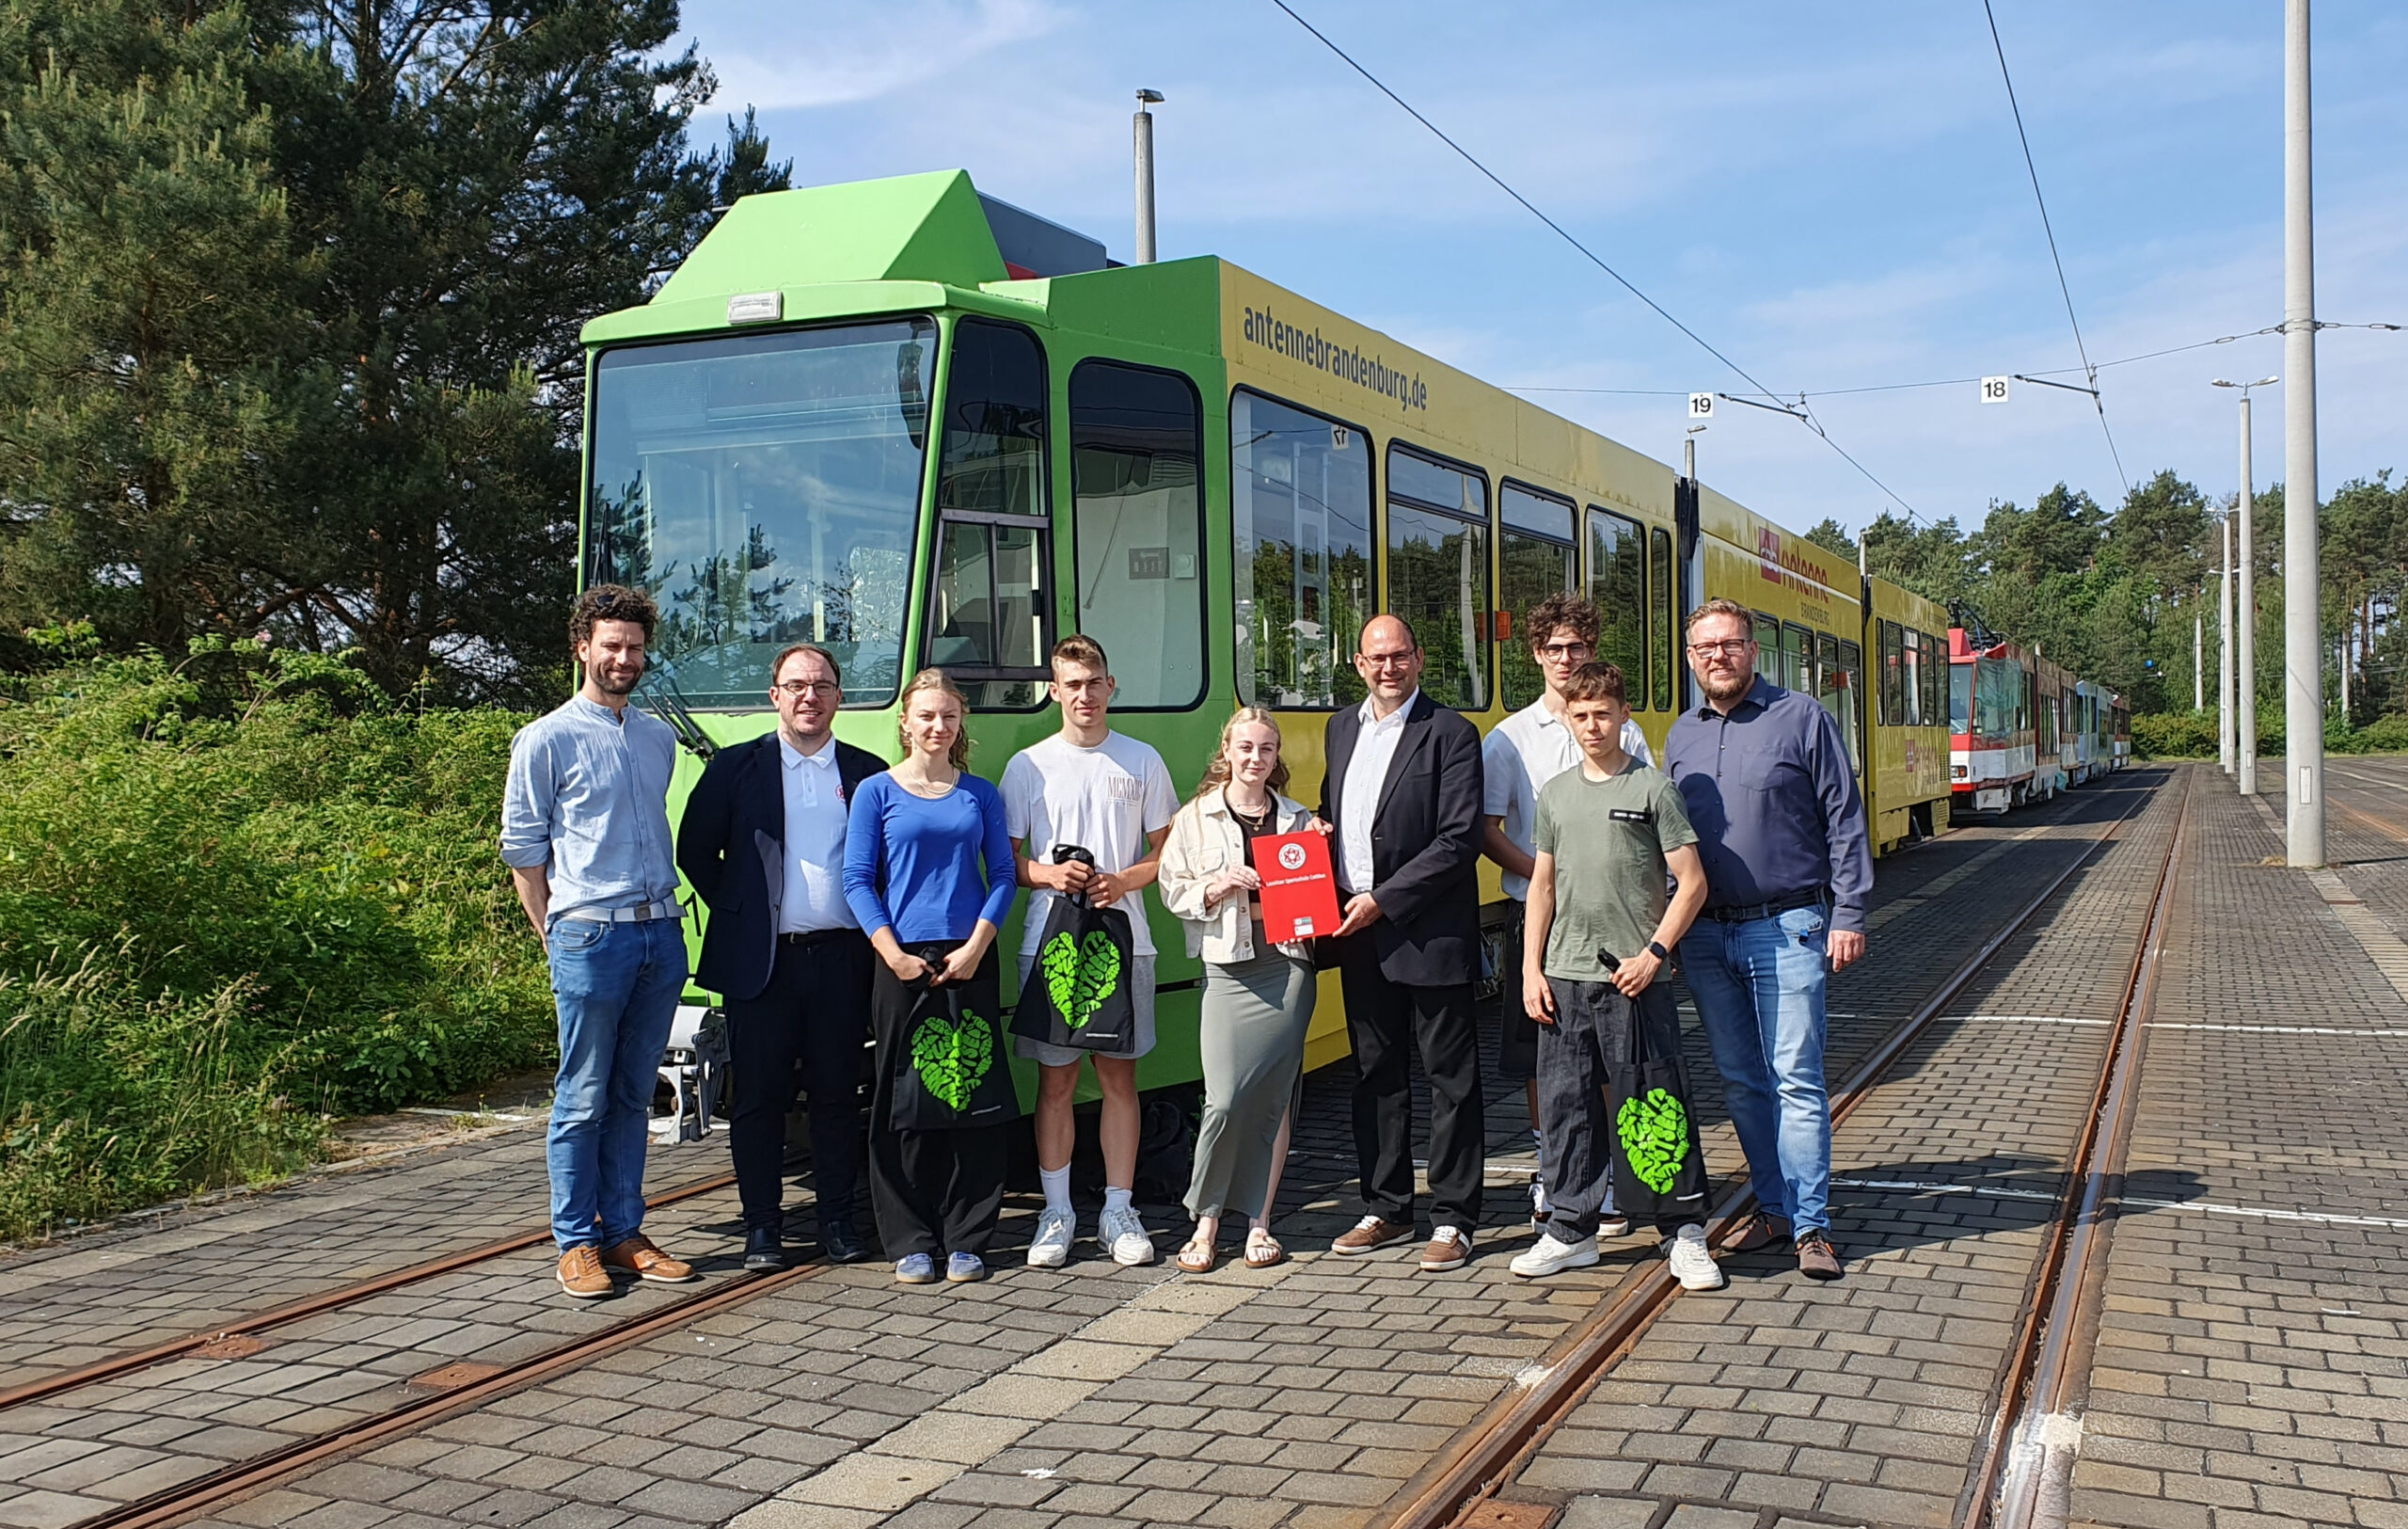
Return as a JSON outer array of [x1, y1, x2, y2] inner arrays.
[[2213, 375, 2278, 795], [1133, 89, 1164, 264]]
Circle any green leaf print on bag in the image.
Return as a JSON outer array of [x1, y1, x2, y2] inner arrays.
[[1616, 1087, 1691, 1194], [1039, 928, 1124, 1028], [911, 1009, 995, 1111]]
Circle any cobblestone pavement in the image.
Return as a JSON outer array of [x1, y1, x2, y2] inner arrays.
[[1500, 767, 2187, 1529], [2302, 752, 2408, 936], [2068, 769, 2408, 1529], [0, 774, 2170, 1529]]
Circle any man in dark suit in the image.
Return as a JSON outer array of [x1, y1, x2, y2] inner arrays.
[[677, 643, 886, 1270], [1321, 613, 1487, 1271]]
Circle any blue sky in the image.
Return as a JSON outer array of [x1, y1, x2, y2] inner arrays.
[[678, 1, 2405, 538]]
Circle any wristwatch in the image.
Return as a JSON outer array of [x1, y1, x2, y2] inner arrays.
[[1646, 940, 1671, 963]]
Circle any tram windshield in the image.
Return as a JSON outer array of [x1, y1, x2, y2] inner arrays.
[[1949, 664, 1972, 733], [586, 319, 937, 708]]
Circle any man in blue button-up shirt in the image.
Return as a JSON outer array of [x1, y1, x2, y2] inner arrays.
[[500, 585, 696, 1298], [1664, 598, 1873, 1283]]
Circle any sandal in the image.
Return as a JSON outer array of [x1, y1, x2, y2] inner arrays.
[[1244, 1230, 1286, 1269], [1176, 1235, 1217, 1274]]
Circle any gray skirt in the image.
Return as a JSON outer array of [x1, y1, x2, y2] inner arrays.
[[1185, 948, 1316, 1221]]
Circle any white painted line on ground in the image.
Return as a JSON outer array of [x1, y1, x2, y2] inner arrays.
[[2147, 1022, 2408, 1036], [1948, 1014, 2113, 1027], [1833, 1176, 2408, 1232]]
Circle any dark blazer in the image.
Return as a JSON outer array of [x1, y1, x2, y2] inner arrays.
[[1320, 691, 1484, 988], [676, 733, 888, 1001]]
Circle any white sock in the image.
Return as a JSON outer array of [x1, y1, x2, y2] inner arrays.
[[1102, 1185, 1133, 1218], [1040, 1166, 1071, 1216]]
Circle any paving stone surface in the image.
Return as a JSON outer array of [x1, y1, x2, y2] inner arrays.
[[0, 773, 2194, 1529], [2069, 769, 2408, 1529]]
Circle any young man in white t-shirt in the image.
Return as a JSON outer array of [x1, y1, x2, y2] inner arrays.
[[1003, 635, 1179, 1268], [1481, 594, 1654, 1238]]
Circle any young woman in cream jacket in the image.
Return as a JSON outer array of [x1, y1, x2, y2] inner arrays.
[[1156, 708, 1323, 1271]]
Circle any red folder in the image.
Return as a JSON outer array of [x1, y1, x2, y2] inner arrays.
[[1257, 830, 1341, 942]]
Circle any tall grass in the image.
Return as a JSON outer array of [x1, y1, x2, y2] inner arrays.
[[0, 640, 555, 1240]]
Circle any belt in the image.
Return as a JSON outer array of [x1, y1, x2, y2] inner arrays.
[[779, 928, 863, 948], [561, 900, 681, 924], [1704, 888, 1829, 924]]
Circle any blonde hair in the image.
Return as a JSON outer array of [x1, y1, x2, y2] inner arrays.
[[1196, 706, 1290, 801], [897, 668, 973, 771]]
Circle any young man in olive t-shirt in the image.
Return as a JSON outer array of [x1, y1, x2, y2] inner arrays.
[[1512, 662, 1717, 1287]]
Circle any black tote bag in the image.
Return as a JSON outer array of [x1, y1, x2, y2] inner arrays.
[[889, 964, 1020, 1132], [1008, 844, 1138, 1055], [1607, 986, 1711, 1221]]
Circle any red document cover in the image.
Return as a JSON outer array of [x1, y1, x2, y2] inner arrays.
[[1257, 831, 1341, 942]]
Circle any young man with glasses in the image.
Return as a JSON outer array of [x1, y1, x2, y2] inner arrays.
[[1323, 614, 1487, 1271], [502, 585, 699, 1298], [1482, 595, 1655, 1238], [1663, 598, 1872, 1282], [676, 645, 888, 1270]]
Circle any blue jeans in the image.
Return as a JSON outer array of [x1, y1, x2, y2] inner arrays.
[[546, 915, 687, 1252], [1680, 904, 1831, 1235]]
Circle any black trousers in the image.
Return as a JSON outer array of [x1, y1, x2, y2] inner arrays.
[[1339, 941, 1484, 1230], [865, 945, 1007, 1259], [1538, 978, 1687, 1239], [724, 931, 873, 1233]]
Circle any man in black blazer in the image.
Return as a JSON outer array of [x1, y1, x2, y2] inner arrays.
[[676, 643, 886, 1270], [1321, 613, 1487, 1271]]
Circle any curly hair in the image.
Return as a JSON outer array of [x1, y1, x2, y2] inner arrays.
[[1524, 592, 1600, 653], [569, 584, 659, 649]]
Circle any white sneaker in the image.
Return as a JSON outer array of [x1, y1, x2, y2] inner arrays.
[[1666, 1224, 1725, 1291], [1101, 1203, 1157, 1266], [1529, 1179, 1550, 1234], [1026, 1205, 1074, 1268], [1596, 1214, 1632, 1241], [1509, 1232, 1599, 1279]]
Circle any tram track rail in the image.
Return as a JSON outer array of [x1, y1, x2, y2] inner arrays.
[[1374, 768, 2186, 1529], [0, 1165, 742, 1413]]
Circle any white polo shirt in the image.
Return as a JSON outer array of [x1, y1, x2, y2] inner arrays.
[[1338, 690, 1418, 897], [1481, 698, 1654, 900], [777, 733, 856, 934]]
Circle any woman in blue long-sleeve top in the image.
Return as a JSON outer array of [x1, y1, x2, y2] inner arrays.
[[843, 668, 1020, 1284]]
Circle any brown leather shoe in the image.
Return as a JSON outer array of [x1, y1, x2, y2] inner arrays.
[[600, 1234, 698, 1283], [1419, 1225, 1473, 1272], [1332, 1216, 1416, 1256], [1796, 1231, 1844, 1281], [557, 1246, 610, 1298], [1726, 1210, 1792, 1254]]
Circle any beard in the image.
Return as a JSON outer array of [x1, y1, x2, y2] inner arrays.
[[1701, 666, 1751, 703], [592, 662, 643, 697]]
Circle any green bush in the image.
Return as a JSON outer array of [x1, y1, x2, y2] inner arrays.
[[2133, 711, 2217, 758], [0, 643, 552, 1239]]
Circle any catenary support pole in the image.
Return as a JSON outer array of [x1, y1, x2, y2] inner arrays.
[[2194, 607, 2203, 713], [2283, 0, 2324, 866], [2239, 397, 2258, 797], [2219, 513, 2236, 774], [1133, 90, 1162, 264]]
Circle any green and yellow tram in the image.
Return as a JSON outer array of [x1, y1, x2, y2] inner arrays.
[[578, 168, 1952, 1100]]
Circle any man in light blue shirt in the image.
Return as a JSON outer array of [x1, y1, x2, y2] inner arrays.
[[500, 584, 697, 1298]]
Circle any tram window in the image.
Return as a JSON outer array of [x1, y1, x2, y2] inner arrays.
[[1231, 390, 1371, 709], [1836, 639, 1863, 770], [1069, 360, 1203, 709], [1650, 528, 1674, 711], [1751, 611, 1780, 666], [1587, 509, 1647, 684], [1919, 630, 1943, 725], [588, 318, 936, 708], [1499, 483, 1576, 711], [1877, 620, 1905, 727], [1950, 663, 1972, 733], [1782, 623, 1813, 696], [1901, 629, 1923, 726], [927, 319, 1053, 707], [1388, 444, 1490, 710], [1815, 631, 1844, 732]]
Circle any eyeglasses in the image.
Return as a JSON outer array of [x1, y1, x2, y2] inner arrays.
[[773, 679, 842, 697], [1687, 640, 1753, 659], [1535, 642, 1592, 660], [1358, 652, 1417, 670]]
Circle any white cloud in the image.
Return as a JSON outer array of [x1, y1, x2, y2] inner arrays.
[[694, 0, 1066, 111]]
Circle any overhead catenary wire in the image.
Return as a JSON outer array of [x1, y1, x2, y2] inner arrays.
[[1263, 0, 1923, 523], [1983, 0, 2129, 496]]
